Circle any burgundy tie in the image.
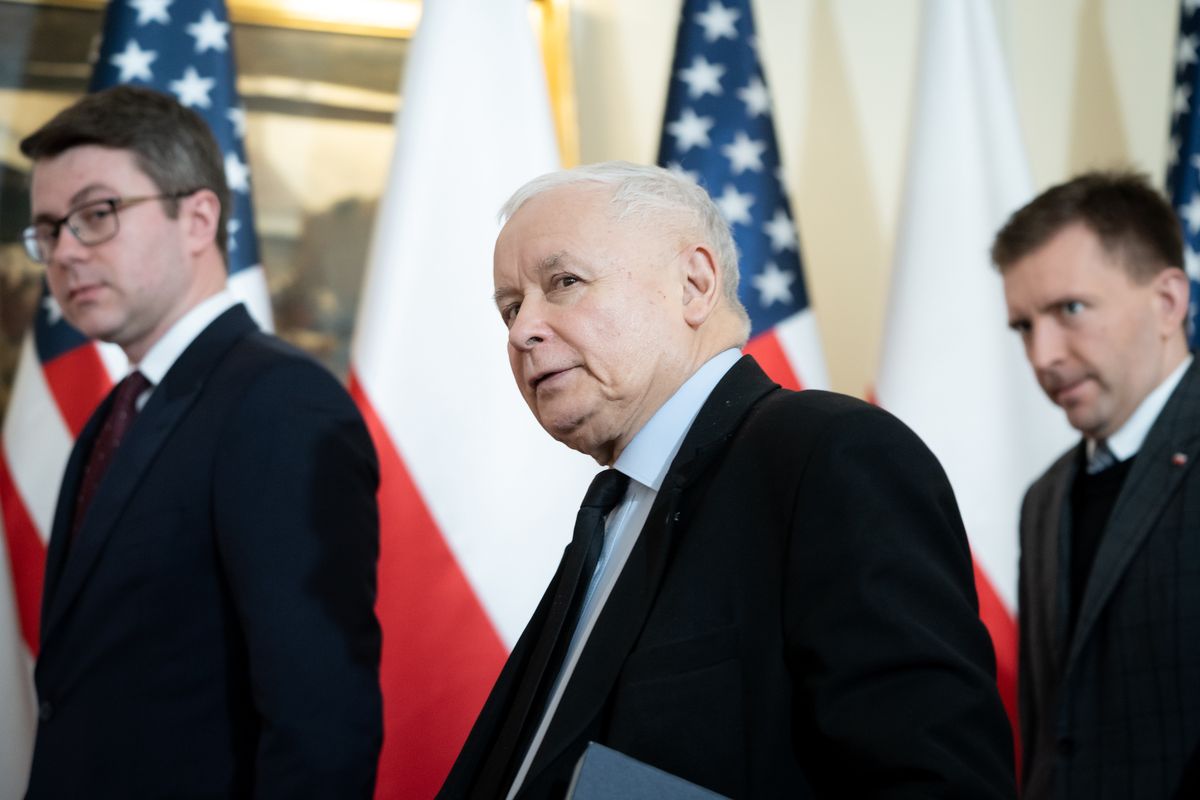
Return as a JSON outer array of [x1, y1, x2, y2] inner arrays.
[[71, 371, 151, 541]]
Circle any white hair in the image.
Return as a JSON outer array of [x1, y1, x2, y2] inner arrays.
[[499, 161, 751, 337]]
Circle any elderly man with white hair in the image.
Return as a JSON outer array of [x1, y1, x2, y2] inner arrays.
[[439, 161, 1015, 800]]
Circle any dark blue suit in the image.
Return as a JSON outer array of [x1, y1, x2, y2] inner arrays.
[[27, 304, 382, 798]]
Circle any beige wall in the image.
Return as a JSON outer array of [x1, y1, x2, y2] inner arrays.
[[569, 0, 1177, 396]]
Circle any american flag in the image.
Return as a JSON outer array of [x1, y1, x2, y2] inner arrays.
[[0, 0, 269, 788], [657, 0, 827, 390], [1167, 0, 1200, 347]]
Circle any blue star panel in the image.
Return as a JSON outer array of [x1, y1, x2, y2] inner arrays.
[[1167, 0, 1200, 349], [657, 0, 810, 338]]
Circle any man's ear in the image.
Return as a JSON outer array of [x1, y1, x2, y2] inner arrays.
[[181, 188, 222, 256], [1152, 266, 1191, 336], [681, 244, 722, 328]]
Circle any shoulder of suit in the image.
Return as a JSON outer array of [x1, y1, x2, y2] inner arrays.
[[213, 330, 348, 400], [737, 387, 920, 454]]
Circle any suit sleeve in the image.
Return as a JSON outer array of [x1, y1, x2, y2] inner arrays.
[[781, 404, 1016, 799], [213, 359, 382, 798]]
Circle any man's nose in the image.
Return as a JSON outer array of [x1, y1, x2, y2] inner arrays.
[[1027, 322, 1066, 372], [47, 225, 89, 268], [508, 296, 550, 352]]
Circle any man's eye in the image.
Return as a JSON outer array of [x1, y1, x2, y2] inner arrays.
[[500, 303, 520, 325], [1062, 300, 1084, 315], [76, 206, 112, 227], [552, 274, 579, 290]]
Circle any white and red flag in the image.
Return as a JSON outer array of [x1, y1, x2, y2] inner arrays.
[[347, 1, 596, 796], [0, 0, 269, 793], [874, 0, 1074, 752]]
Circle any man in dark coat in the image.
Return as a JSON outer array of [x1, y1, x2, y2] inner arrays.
[[20, 85, 382, 798], [993, 171, 1200, 799], [440, 161, 1016, 799]]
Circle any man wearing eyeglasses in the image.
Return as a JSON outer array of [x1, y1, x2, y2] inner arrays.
[[20, 85, 383, 798]]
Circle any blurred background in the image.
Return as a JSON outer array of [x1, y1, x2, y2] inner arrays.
[[0, 0, 1176, 417]]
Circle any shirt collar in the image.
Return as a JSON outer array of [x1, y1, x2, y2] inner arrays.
[[614, 349, 741, 491], [1095, 354, 1193, 461], [133, 290, 238, 386]]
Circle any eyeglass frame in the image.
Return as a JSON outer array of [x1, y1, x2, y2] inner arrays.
[[22, 189, 200, 265]]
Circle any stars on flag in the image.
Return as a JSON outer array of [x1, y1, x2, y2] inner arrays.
[[170, 66, 215, 108], [763, 208, 798, 251], [752, 262, 796, 307], [1169, 0, 1200, 346], [187, 10, 229, 53], [722, 131, 766, 174], [1183, 194, 1200, 234], [130, 0, 171, 26], [227, 218, 241, 253], [1175, 83, 1192, 119], [110, 39, 157, 82], [226, 106, 247, 138], [42, 293, 64, 326], [716, 184, 754, 225], [695, 1, 740, 42], [737, 76, 770, 117], [678, 56, 725, 99], [667, 107, 715, 152], [656, 0, 811, 329], [225, 152, 250, 192]]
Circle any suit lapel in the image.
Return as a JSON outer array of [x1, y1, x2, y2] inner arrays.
[[39, 306, 257, 647], [523, 356, 778, 784], [1047, 446, 1079, 666], [1065, 359, 1200, 672]]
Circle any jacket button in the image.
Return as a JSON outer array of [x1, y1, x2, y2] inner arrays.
[[1056, 736, 1074, 757], [38, 701, 53, 722]]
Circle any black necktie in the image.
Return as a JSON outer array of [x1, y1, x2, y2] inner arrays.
[[471, 468, 630, 798]]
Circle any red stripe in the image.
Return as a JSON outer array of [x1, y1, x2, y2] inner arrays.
[[743, 330, 804, 390], [0, 450, 45, 654], [43, 345, 112, 438], [350, 373, 509, 800], [973, 560, 1021, 774]]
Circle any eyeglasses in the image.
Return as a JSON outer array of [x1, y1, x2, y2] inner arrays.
[[22, 191, 196, 264]]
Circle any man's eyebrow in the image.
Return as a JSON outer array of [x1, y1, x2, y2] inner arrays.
[[492, 251, 572, 305], [32, 183, 113, 222]]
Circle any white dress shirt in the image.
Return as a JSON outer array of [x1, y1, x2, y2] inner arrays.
[[507, 348, 742, 798], [1088, 355, 1193, 462], [129, 290, 239, 409]]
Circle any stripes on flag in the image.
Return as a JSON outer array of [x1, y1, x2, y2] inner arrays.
[[1167, 0, 1200, 346], [657, 0, 828, 391], [0, 2, 270, 793]]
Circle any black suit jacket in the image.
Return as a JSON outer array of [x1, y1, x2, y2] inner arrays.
[[440, 356, 1015, 799], [1018, 359, 1200, 800], [26, 305, 382, 799]]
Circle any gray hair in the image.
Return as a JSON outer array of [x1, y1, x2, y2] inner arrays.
[[500, 161, 751, 336]]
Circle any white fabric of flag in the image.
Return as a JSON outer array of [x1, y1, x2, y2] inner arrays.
[[874, 0, 1074, 739], [348, 1, 596, 796]]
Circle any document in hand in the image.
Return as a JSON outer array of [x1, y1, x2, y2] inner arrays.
[[567, 743, 730, 799]]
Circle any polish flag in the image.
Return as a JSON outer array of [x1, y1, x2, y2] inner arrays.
[[348, 2, 596, 796], [874, 0, 1074, 754]]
